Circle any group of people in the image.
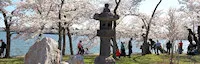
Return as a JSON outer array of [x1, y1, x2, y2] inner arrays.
[[187, 29, 199, 55], [149, 39, 165, 55], [76, 38, 134, 58], [187, 44, 198, 55], [149, 39, 184, 55], [116, 38, 133, 58], [76, 37, 197, 56]]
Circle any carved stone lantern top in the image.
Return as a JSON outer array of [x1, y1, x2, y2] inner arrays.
[[93, 4, 119, 21]]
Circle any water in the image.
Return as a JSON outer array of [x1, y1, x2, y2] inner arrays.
[[0, 32, 100, 56], [0, 32, 189, 56]]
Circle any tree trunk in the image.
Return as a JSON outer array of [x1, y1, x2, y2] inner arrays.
[[188, 28, 200, 52], [58, 22, 62, 50], [112, 0, 121, 58], [142, 28, 151, 55], [58, 0, 64, 50], [2, 10, 11, 58], [141, 0, 162, 55], [170, 40, 174, 64], [111, 19, 119, 59], [5, 26, 11, 58], [111, 35, 118, 59], [142, 37, 151, 55], [67, 27, 73, 55], [197, 26, 200, 52], [62, 28, 66, 55]]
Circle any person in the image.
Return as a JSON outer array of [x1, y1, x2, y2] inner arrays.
[[128, 38, 133, 58], [155, 40, 161, 55], [187, 44, 193, 55], [149, 39, 156, 54], [187, 41, 197, 55], [77, 41, 84, 55], [120, 42, 126, 58], [178, 40, 183, 54], [0, 39, 6, 58], [187, 45, 198, 55], [116, 49, 121, 58], [166, 41, 172, 54], [84, 48, 89, 55], [140, 45, 143, 55]]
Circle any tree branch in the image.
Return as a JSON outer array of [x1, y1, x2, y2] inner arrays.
[[124, 13, 140, 16], [8, 10, 17, 27], [46, 4, 53, 17], [141, 18, 148, 29], [114, 0, 121, 15], [148, 0, 162, 25], [58, 0, 65, 19], [113, 0, 121, 29], [37, 7, 42, 15], [0, 9, 8, 27]]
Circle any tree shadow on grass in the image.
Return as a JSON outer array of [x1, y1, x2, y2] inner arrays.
[[132, 55, 142, 63]]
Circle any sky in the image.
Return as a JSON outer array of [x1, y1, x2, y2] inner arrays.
[[0, 0, 180, 27], [139, 0, 180, 14]]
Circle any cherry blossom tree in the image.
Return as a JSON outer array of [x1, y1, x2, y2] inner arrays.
[[0, 0, 12, 58], [178, 0, 200, 53], [14, 0, 96, 55], [137, 0, 163, 55], [163, 8, 187, 64], [178, 0, 200, 31], [8, 0, 143, 57], [0, 0, 25, 58]]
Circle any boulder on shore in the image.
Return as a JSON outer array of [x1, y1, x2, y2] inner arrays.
[[24, 37, 60, 64]]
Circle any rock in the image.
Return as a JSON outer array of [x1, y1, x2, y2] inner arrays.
[[94, 56, 115, 64], [25, 37, 60, 64], [68, 55, 84, 64]]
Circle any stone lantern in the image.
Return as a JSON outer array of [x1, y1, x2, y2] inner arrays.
[[93, 4, 119, 64]]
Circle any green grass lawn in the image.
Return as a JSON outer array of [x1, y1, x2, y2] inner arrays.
[[0, 57, 24, 64], [1, 54, 200, 64]]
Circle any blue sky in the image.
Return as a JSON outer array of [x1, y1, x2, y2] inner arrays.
[[0, 0, 180, 27], [0, 0, 20, 27], [139, 0, 180, 14]]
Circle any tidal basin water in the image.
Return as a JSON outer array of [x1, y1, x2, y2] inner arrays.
[[0, 32, 189, 56]]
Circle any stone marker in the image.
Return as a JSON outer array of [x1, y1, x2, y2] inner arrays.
[[93, 3, 119, 64], [25, 37, 60, 64]]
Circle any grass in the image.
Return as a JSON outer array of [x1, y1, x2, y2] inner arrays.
[[1, 54, 200, 64], [0, 57, 24, 64]]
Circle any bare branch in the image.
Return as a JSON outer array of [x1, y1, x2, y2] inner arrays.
[[114, 0, 121, 15], [115, 0, 117, 4], [58, 0, 65, 19], [65, 8, 77, 12], [141, 18, 147, 29], [37, 7, 42, 15], [148, 0, 162, 26], [0, 9, 8, 27], [46, 4, 53, 17]]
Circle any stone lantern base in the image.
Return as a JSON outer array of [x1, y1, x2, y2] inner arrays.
[[94, 56, 115, 64]]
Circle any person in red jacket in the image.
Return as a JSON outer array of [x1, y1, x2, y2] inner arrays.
[[178, 40, 183, 54], [116, 49, 121, 58], [77, 40, 84, 55]]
